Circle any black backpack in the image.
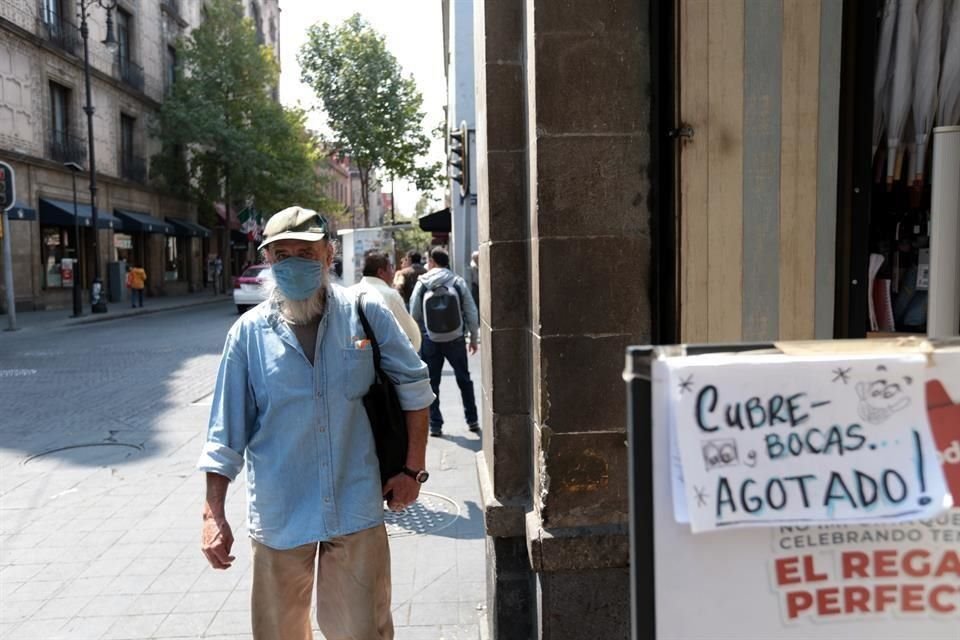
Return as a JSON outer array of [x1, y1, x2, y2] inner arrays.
[[422, 281, 464, 342]]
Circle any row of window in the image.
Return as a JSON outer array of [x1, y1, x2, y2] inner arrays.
[[39, 0, 178, 95], [327, 180, 348, 206], [49, 81, 143, 181]]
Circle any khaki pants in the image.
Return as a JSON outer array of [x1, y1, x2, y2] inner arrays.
[[251, 524, 393, 640]]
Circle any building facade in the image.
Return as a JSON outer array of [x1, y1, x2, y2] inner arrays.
[[0, 0, 279, 312], [441, 0, 477, 283], [474, 0, 959, 638]]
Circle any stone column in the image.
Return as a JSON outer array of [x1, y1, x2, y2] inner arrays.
[[474, 0, 533, 637], [477, 0, 654, 637], [524, 0, 652, 635]]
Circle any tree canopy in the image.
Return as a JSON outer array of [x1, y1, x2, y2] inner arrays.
[[298, 14, 441, 227], [151, 0, 324, 232]]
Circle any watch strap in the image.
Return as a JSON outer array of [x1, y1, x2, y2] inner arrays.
[[402, 466, 426, 482]]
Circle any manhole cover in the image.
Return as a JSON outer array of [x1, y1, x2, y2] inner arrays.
[[23, 443, 143, 469], [384, 491, 460, 537]]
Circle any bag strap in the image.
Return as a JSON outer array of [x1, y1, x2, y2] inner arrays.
[[356, 292, 383, 373]]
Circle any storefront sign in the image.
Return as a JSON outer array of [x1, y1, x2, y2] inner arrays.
[[647, 345, 960, 639], [114, 234, 133, 250], [60, 258, 74, 284], [662, 354, 951, 532]]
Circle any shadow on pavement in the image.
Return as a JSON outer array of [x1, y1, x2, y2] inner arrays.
[[443, 433, 483, 453], [435, 500, 485, 540]]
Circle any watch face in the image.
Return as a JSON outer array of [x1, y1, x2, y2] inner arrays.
[[415, 470, 430, 483]]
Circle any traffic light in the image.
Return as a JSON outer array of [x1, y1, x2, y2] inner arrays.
[[448, 121, 470, 200]]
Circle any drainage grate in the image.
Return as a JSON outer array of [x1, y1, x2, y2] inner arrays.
[[384, 491, 460, 537]]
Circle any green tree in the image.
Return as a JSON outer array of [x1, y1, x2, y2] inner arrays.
[[392, 193, 434, 257], [151, 0, 322, 282], [299, 14, 440, 227]]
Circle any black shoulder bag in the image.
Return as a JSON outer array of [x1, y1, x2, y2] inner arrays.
[[356, 293, 408, 487]]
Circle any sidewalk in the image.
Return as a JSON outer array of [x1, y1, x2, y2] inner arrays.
[[0, 332, 486, 639], [0, 291, 232, 334]]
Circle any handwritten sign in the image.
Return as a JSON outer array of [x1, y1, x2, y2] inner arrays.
[[662, 354, 951, 533]]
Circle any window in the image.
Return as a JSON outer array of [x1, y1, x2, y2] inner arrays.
[[42, 0, 63, 28], [50, 82, 69, 145], [41, 226, 79, 289], [116, 8, 131, 67], [165, 236, 186, 281], [250, 2, 264, 45], [121, 114, 135, 169], [165, 46, 177, 92]]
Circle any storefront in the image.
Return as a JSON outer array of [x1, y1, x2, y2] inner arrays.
[[851, 1, 960, 338], [651, 0, 960, 345], [38, 197, 116, 293], [113, 208, 174, 296], [166, 217, 211, 291]]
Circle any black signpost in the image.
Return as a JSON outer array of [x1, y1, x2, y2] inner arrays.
[[0, 160, 17, 331]]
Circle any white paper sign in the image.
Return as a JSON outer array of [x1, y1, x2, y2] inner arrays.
[[663, 354, 951, 533]]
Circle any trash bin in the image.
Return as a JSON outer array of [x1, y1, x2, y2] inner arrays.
[[107, 260, 127, 303]]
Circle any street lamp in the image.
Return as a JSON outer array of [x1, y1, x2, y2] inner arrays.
[[64, 161, 84, 318], [78, 0, 118, 313]]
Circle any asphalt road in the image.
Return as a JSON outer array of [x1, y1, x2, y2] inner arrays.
[[0, 302, 232, 454]]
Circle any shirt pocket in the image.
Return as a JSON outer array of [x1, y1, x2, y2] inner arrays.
[[341, 347, 375, 400]]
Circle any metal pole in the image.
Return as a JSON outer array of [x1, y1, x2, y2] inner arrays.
[[80, 0, 107, 313], [223, 170, 232, 294], [1, 208, 16, 331], [71, 171, 83, 317]]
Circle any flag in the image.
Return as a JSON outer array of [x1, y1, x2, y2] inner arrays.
[[238, 207, 264, 241]]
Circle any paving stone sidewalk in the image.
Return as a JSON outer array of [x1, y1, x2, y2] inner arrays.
[[0, 303, 486, 639]]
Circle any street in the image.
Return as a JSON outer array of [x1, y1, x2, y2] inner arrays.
[[0, 301, 485, 639]]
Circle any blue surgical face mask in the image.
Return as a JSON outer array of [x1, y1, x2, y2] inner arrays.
[[269, 257, 326, 301]]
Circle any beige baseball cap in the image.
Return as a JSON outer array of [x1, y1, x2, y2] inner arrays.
[[258, 206, 329, 251]]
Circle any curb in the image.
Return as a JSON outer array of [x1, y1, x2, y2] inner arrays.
[[67, 296, 230, 327], [7, 296, 231, 333]]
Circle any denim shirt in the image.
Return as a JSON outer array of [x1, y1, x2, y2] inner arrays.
[[196, 284, 434, 550]]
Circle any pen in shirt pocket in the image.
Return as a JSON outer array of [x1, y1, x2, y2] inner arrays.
[[353, 338, 372, 350]]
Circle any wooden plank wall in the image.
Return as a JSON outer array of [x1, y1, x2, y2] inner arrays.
[[679, 0, 843, 343]]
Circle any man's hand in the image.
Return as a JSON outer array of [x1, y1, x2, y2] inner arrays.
[[382, 473, 421, 512], [468, 342, 478, 355], [201, 514, 235, 570]]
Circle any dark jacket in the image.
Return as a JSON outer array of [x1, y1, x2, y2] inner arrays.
[[394, 262, 426, 305]]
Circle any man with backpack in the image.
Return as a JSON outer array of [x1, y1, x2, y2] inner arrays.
[[409, 248, 480, 437]]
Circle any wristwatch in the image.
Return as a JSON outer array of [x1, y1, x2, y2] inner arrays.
[[402, 467, 430, 483]]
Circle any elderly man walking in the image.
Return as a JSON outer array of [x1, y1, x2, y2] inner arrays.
[[196, 207, 434, 640]]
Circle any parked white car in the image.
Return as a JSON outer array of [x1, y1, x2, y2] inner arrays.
[[233, 264, 270, 314]]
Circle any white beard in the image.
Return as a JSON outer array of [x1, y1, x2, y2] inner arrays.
[[263, 268, 329, 325]]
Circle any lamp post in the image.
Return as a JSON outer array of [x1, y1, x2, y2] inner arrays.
[[78, 0, 119, 313], [64, 161, 84, 318]]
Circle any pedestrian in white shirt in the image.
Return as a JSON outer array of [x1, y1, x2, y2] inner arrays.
[[352, 250, 422, 351]]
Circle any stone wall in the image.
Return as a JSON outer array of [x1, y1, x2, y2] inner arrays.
[[476, 0, 653, 637]]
